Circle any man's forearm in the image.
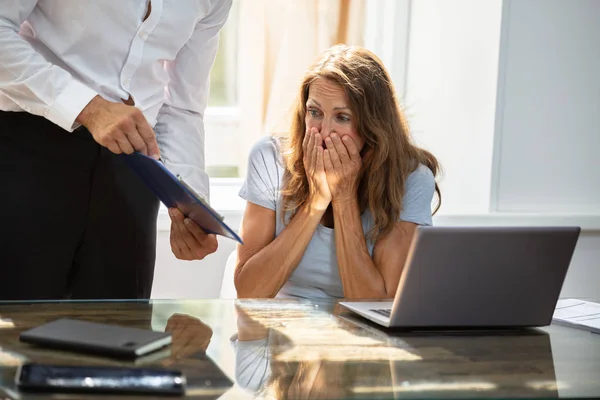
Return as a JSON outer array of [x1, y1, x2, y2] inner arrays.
[[0, 14, 97, 131]]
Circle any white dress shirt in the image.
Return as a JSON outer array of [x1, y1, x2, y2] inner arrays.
[[0, 0, 232, 198]]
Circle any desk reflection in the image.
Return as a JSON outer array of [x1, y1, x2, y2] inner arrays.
[[0, 305, 231, 399], [231, 303, 558, 399], [0, 299, 576, 399]]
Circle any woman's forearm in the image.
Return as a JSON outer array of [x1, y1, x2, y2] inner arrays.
[[235, 200, 327, 298], [333, 198, 388, 299]]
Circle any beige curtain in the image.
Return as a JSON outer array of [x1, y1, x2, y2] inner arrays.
[[236, 0, 365, 175]]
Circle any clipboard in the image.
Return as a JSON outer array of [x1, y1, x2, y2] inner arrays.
[[121, 152, 243, 244]]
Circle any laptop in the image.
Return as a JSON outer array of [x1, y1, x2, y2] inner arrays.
[[340, 226, 580, 329]]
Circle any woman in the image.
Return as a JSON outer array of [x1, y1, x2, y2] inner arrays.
[[234, 44, 441, 299]]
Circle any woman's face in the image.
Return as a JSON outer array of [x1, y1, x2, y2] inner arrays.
[[305, 78, 365, 151]]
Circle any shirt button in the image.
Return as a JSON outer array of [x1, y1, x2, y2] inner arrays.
[[139, 31, 147, 39]]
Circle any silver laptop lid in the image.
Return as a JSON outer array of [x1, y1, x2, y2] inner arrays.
[[390, 226, 580, 328]]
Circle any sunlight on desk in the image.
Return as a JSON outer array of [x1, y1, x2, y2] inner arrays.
[[276, 344, 421, 362], [0, 347, 25, 367], [353, 381, 498, 393], [0, 319, 13, 329], [526, 380, 568, 391]]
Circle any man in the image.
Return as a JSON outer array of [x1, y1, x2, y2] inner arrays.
[[0, 0, 232, 300]]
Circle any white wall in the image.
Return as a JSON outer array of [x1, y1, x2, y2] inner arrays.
[[560, 233, 600, 299], [403, 0, 503, 215], [152, 224, 238, 299], [491, 0, 600, 213]]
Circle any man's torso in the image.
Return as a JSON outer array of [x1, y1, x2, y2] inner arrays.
[[0, 0, 214, 126]]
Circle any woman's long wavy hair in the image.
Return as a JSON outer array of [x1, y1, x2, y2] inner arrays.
[[279, 44, 441, 241]]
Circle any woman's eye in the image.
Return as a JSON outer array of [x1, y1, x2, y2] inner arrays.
[[337, 114, 350, 122], [308, 109, 320, 117]]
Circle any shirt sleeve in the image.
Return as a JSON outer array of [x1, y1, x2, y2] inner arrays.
[[230, 328, 293, 394], [230, 337, 272, 392], [238, 136, 281, 211], [154, 0, 233, 200], [0, 1, 98, 131], [399, 164, 436, 226]]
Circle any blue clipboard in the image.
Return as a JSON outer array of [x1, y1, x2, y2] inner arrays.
[[121, 152, 243, 244]]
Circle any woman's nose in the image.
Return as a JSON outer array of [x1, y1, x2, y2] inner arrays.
[[320, 122, 333, 138]]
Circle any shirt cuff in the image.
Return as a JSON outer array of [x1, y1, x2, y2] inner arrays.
[[164, 161, 210, 202], [45, 78, 98, 132]]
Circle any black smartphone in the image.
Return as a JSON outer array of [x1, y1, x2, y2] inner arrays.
[[19, 318, 172, 359], [15, 363, 186, 396]]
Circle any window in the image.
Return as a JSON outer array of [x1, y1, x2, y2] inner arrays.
[[205, 0, 241, 178], [207, 1, 239, 108]]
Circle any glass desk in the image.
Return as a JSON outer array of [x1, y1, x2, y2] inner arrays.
[[0, 299, 599, 399]]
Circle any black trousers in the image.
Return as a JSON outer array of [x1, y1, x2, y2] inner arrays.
[[0, 111, 159, 300]]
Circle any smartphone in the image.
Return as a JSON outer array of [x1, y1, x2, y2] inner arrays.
[[15, 363, 186, 396], [19, 318, 172, 359]]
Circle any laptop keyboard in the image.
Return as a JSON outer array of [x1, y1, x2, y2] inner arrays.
[[370, 309, 391, 318]]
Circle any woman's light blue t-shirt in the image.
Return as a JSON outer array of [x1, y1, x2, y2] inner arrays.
[[238, 136, 436, 299]]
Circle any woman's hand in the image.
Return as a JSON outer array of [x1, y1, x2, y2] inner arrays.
[[323, 133, 362, 204], [303, 127, 331, 209]]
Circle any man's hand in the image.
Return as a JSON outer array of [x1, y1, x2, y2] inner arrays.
[[169, 208, 218, 260], [162, 313, 212, 366], [76, 95, 160, 159]]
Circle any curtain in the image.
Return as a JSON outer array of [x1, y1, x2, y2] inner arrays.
[[236, 0, 365, 175]]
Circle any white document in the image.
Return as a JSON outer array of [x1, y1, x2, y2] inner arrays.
[[552, 298, 600, 333]]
